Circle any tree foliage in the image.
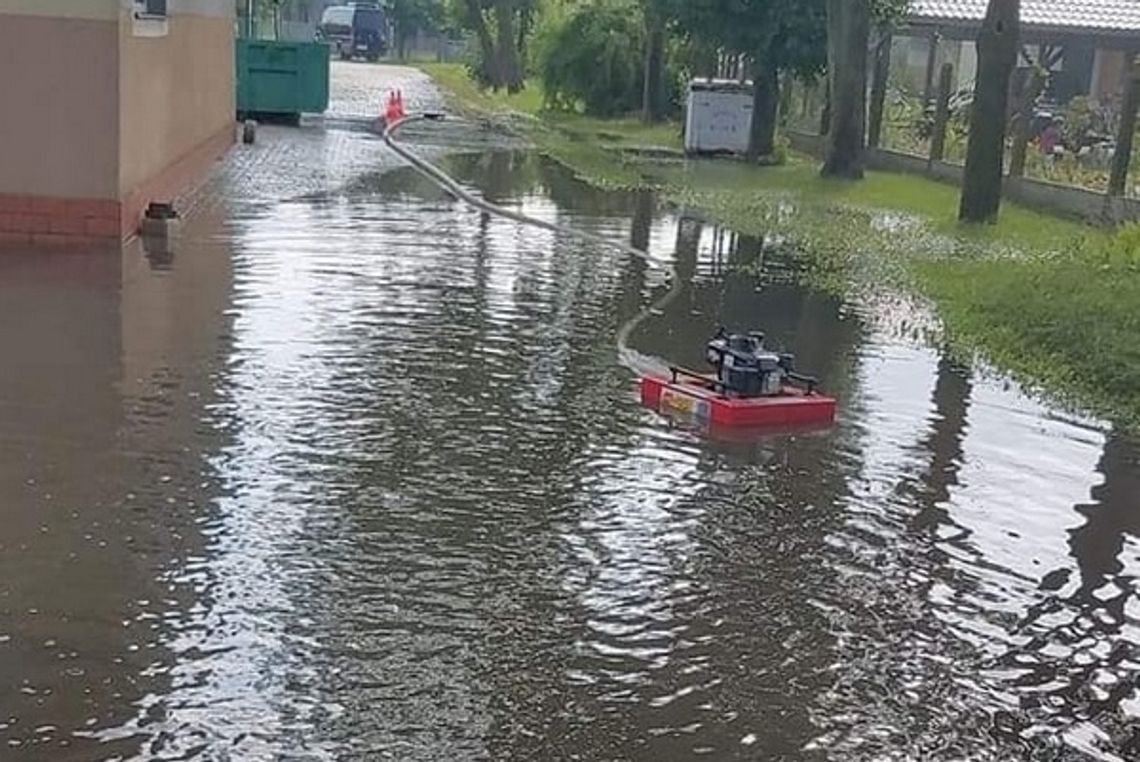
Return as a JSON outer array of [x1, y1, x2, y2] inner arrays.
[[449, 0, 538, 92], [675, 0, 826, 77], [389, 0, 445, 58], [871, 0, 911, 25], [673, 0, 826, 156], [538, 0, 646, 116]]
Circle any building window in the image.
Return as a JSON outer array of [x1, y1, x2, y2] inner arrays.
[[133, 0, 169, 36], [135, 0, 167, 18]]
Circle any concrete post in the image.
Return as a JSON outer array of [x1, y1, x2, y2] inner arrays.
[[1009, 67, 1046, 179], [868, 29, 892, 148], [1108, 54, 1140, 198], [923, 32, 941, 106]]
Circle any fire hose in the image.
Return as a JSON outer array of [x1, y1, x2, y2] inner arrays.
[[382, 114, 681, 378]]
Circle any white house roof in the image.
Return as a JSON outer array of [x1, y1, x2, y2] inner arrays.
[[909, 1, 1140, 35]]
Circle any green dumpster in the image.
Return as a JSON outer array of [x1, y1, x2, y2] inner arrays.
[[236, 39, 330, 121]]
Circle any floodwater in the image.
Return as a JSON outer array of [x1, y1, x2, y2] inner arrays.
[[3, 78, 1140, 762]]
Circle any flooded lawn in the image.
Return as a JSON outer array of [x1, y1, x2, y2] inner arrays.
[[2, 82, 1139, 759]]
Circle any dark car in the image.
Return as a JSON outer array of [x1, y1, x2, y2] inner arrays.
[[317, 3, 388, 62]]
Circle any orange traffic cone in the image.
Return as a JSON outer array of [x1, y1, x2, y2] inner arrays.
[[385, 90, 401, 124]]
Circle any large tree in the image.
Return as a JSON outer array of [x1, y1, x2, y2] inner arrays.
[[453, 0, 534, 92], [958, 0, 1021, 222], [819, 0, 908, 177], [640, 0, 670, 123], [820, 0, 871, 178], [389, 0, 444, 60]]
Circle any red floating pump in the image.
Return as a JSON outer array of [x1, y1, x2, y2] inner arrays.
[[640, 329, 837, 430]]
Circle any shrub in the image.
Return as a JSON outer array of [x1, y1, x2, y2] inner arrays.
[[536, 0, 645, 117], [1089, 222, 1140, 269]]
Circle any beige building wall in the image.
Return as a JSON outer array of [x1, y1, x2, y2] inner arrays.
[[0, 0, 234, 245], [0, 1, 120, 200], [118, 1, 235, 200]]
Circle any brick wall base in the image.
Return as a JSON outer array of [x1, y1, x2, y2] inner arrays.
[[0, 121, 234, 250], [0, 195, 121, 249], [121, 122, 236, 240]]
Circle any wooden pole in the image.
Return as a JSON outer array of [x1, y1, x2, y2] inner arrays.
[[868, 29, 892, 148], [923, 32, 941, 105], [929, 63, 954, 164], [1108, 54, 1140, 197], [1008, 66, 1046, 178]]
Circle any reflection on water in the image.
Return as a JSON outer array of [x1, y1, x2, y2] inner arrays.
[[1, 141, 1139, 761]]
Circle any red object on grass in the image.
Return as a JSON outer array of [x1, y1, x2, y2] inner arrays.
[[640, 369, 837, 429]]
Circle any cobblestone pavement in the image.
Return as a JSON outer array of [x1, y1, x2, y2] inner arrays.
[[179, 62, 520, 223], [181, 63, 448, 217]]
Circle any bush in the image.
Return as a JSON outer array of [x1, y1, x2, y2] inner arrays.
[[463, 35, 494, 89], [536, 0, 645, 117], [1090, 222, 1140, 269]]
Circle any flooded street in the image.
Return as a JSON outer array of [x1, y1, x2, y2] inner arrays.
[[2, 64, 1140, 760]]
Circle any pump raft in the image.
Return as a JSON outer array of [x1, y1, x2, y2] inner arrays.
[[641, 369, 837, 428], [640, 329, 838, 429]]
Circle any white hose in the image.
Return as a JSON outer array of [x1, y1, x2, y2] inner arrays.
[[383, 115, 680, 378]]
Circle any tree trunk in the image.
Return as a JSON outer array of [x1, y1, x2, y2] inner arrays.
[[747, 62, 780, 160], [1108, 54, 1140, 197], [1008, 65, 1046, 178], [779, 73, 794, 127], [517, 5, 532, 67], [397, 23, 409, 60], [822, 0, 871, 179], [868, 29, 892, 148], [694, 43, 717, 79], [465, 0, 497, 87], [642, 10, 667, 123], [819, 80, 831, 135], [959, 0, 1021, 223], [493, 1, 524, 93]]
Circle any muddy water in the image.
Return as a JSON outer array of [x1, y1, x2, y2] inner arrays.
[[2, 133, 1140, 761]]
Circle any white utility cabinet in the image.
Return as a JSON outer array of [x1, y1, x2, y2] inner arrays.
[[684, 79, 754, 155]]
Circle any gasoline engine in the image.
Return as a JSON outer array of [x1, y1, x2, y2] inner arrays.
[[705, 329, 798, 398]]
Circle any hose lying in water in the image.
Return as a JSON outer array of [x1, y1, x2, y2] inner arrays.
[[382, 114, 680, 379]]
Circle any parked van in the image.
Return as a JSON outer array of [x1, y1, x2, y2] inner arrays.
[[317, 2, 388, 62]]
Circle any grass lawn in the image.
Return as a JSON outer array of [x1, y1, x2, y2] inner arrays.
[[417, 63, 682, 151], [417, 63, 546, 117]]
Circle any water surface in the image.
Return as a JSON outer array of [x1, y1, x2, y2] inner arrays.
[[1, 117, 1138, 761]]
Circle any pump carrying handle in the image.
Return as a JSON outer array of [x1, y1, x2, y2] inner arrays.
[[670, 366, 715, 385], [786, 372, 819, 395]]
